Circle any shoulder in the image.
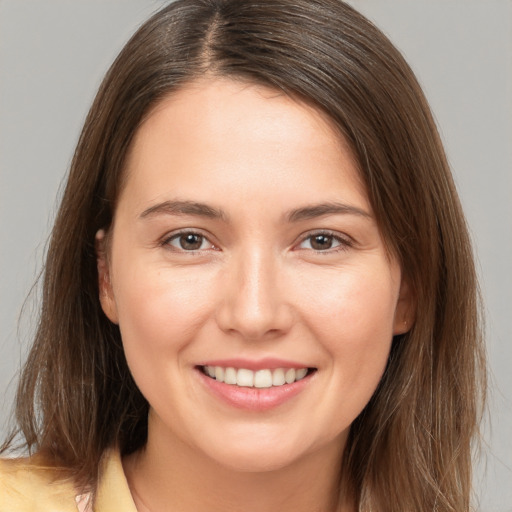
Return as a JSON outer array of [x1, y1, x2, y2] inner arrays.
[[0, 455, 79, 512]]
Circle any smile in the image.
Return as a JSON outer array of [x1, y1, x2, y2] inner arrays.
[[200, 366, 311, 388]]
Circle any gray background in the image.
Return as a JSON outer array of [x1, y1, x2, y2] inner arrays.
[[1, 0, 510, 509]]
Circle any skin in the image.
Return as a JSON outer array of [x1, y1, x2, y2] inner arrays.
[[97, 78, 413, 512]]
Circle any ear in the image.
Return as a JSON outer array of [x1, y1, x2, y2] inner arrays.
[[393, 277, 415, 335], [95, 229, 119, 324]]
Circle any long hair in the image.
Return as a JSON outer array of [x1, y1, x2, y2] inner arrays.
[[3, 1, 486, 510]]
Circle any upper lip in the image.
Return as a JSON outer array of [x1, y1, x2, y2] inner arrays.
[[196, 357, 313, 371]]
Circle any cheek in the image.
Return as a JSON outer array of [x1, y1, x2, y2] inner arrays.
[[112, 263, 218, 367], [297, 262, 398, 397], [300, 261, 399, 335]]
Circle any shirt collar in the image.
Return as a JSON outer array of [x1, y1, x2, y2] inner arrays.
[[94, 448, 138, 511]]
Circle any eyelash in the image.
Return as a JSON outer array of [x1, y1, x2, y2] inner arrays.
[[160, 229, 353, 254], [161, 230, 218, 254], [296, 230, 353, 254]]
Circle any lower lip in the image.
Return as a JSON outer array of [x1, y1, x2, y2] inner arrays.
[[197, 369, 313, 411]]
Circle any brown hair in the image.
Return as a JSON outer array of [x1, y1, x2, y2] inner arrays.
[[3, 1, 486, 510]]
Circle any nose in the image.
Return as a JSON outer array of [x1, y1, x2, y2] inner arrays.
[[215, 249, 294, 341]]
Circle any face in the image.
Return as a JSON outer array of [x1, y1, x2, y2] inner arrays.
[[97, 78, 412, 472]]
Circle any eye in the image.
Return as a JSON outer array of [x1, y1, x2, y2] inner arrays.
[[297, 232, 350, 252], [164, 231, 214, 251]]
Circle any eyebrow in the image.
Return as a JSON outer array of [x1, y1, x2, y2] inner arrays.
[[285, 202, 371, 222], [139, 199, 371, 223], [139, 200, 228, 221]]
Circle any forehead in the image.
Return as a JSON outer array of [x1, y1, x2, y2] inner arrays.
[[119, 78, 368, 218], [135, 78, 353, 157]]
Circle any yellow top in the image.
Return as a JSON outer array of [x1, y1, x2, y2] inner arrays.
[[0, 449, 137, 512]]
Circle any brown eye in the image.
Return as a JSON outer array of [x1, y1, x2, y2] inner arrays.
[[167, 232, 210, 251], [180, 234, 204, 250], [297, 232, 349, 252], [310, 234, 334, 250]]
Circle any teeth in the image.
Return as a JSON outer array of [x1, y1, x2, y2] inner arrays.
[[224, 367, 237, 385], [202, 366, 310, 388], [272, 368, 285, 386], [254, 369, 272, 388], [214, 366, 224, 382], [296, 368, 308, 380], [285, 368, 296, 384], [236, 368, 254, 387]]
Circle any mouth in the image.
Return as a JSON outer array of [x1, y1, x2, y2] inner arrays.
[[198, 365, 317, 388]]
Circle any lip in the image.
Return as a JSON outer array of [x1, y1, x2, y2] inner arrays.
[[196, 357, 308, 371], [196, 365, 315, 411]]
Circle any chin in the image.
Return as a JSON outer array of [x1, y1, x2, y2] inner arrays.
[[196, 428, 327, 474], [207, 447, 301, 474]]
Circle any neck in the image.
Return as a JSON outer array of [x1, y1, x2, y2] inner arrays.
[[123, 415, 353, 512]]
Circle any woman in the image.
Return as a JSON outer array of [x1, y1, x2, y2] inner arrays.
[[0, 1, 486, 511]]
